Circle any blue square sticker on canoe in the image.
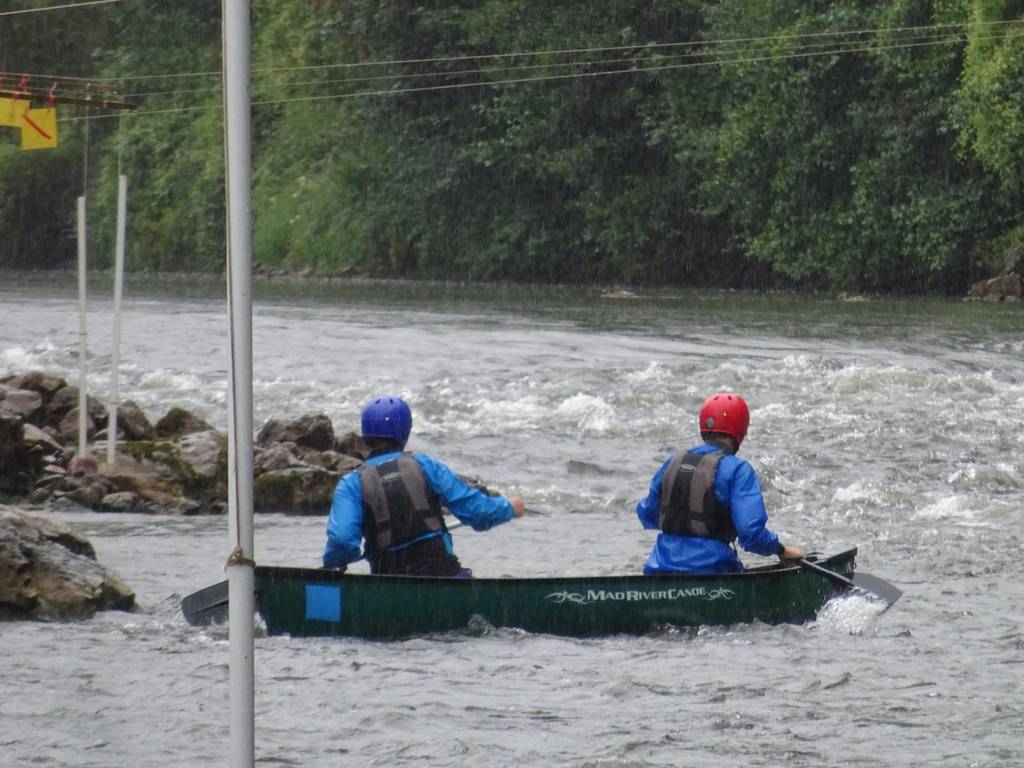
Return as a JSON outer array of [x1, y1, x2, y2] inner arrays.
[[305, 584, 342, 622]]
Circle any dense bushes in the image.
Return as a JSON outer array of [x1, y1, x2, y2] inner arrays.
[[2, 0, 1022, 293]]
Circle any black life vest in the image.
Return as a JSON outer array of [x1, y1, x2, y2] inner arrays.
[[358, 453, 461, 576], [658, 449, 737, 544]]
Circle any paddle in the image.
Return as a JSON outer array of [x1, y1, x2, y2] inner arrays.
[[180, 578, 231, 626], [797, 557, 903, 607], [180, 521, 467, 626]]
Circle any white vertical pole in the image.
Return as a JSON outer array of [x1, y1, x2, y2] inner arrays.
[[76, 196, 88, 459], [108, 174, 128, 464], [223, 1, 255, 767]]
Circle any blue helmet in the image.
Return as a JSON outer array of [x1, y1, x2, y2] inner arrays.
[[361, 396, 413, 448]]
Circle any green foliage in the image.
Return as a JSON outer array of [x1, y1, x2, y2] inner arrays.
[[0, 0, 101, 267], [959, 0, 1024, 188], [0, 141, 80, 268], [694, 0, 1016, 291], [1, 0, 1022, 292], [89, 2, 225, 272]]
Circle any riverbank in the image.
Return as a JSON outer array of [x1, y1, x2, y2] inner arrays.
[[3, 262, 1021, 303]]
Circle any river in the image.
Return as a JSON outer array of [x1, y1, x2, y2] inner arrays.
[[1, 272, 1022, 767]]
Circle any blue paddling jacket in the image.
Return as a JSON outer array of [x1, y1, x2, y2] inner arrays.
[[323, 451, 515, 569], [636, 443, 782, 574]]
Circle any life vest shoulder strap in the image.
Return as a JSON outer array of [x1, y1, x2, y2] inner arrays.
[[658, 449, 735, 543]]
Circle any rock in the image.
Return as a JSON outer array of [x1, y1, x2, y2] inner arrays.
[[69, 454, 99, 476], [0, 409, 30, 495], [335, 431, 370, 460], [172, 430, 228, 501], [154, 406, 214, 438], [0, 407, 23, 459], [0, 389, 44, 425], [292, 443, 332, 468], [58, 407, 96, 446], [116, 400, 155, 441], [28, 488, 52, 504], [967, 272, 1022, 302], [99, 491, 143, 513], [46, 386, 107, 432], [0, 505, 135, 620], [63, 482, 109, 509], [43, 470, 115, 510], [253, 443, 304, 475], [318, 450, 362, 474], [257, 413, 335, 451], [94, 435, 226, 514], [253, 466, 340, 514], [166, 497, 204, 515], [3, 371, 66, 399], [21, 423, 68, 465], [1, 369, 372, 515]]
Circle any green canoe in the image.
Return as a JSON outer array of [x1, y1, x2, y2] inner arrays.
[[253, 548, 860, 639]]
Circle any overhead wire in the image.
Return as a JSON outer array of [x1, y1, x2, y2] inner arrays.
[[8, 17, 1021, 89], [251, 30, 1022, 109], [105, 22, 1020, 101], [0, 0, 127, 17], [246, 17, 1024, 74], [56, 31, 1021, 122], [38, 20, 1023, 123]]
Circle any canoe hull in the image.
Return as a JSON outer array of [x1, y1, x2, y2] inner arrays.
[[254, 549, 857, 639]]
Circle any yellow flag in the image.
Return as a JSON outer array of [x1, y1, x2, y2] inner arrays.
[[20, 106, 58, 150], [0, 97, 21, 127]]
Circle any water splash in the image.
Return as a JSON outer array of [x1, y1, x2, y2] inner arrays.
[[813, 593, 888, 634]]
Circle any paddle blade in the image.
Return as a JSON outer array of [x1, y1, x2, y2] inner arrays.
[[798, 558, 902, 609], [180, 580, 229, 626], [851, 571, 903, 606]]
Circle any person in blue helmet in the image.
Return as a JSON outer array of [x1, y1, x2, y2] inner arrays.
[[323, 395, 525, 576], [635, 393, 803, 574]]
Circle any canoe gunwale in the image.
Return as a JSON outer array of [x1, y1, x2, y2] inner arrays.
[[253, 547, 858, 587]]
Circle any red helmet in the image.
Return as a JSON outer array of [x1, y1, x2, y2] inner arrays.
[[698, 393, 750, 446]]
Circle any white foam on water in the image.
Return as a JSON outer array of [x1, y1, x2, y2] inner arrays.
[[710, 360, 757, 383], [139, 369, 209, 395], [813, 592, 888, 635], [554, 392, 616, 433], [1, 340, 59, 374], [460, 393, 546, 432], [913, 494, 982, 522], [780, 353, 844, 374], [947, 461, 1024, 492], [623, 361, 672, 384], [437, 389, 620, 437], [946, 465, 977, 485], [826, 362, 929, 395], [832, 481, 889, 506]]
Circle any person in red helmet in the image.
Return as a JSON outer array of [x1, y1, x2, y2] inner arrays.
[[635, 393, 803, 573]]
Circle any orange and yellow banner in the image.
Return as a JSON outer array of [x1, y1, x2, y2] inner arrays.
[[0, 97, 21, 127], [20, 106, 58, 150], [0, 98, 59, 149]]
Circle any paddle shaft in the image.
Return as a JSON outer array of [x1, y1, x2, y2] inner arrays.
[[797, 557, 856, 589], [797, 557, 903, 606]]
